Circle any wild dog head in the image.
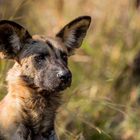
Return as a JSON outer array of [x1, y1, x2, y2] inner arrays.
[[0, 16, 91, 93]]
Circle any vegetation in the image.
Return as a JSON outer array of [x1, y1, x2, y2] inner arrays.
[[0, 0, 140, 139]]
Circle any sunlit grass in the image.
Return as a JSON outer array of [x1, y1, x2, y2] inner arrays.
[[0, 0, 140, 139]]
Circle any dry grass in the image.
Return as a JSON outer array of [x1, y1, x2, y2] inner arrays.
[[0, 0, 140, 139]]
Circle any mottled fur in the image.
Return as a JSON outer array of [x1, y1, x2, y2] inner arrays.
[[0, 16, 91, 140]]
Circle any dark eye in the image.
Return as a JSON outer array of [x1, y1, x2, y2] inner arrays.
[[34, 54, 46, 63], [61, 53, 68, 63], [31, 41, 38, 45]]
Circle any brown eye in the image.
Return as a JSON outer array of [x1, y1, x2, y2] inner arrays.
[[35, 55, 45, 60], [33, 54, 47, 69], [33, 54, 47, 67], [34, 54, 46, 62]]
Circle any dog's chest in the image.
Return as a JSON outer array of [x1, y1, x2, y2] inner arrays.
[[23, 94, 60, 135], [24, 96, 56, 134]]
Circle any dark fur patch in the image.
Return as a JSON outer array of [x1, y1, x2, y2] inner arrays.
[[0, 20, 31, 59], [56, 16, 91, 39], [66, 16, 91, 28], [56, 16, 91, 53], [46, 41, 54, 51], [0, 20, 31, 42]]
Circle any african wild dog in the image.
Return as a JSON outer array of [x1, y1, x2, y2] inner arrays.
[[0, 16, 91, 140]]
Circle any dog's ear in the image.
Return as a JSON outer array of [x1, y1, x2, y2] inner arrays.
[[56, 16, 91, 54], [0, 20, 31, 59]]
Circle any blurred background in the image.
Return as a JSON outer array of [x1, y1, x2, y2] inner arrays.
[[0, 0, 140, 139]]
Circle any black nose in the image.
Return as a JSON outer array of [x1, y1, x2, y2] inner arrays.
[[57, 71, 72, 82]]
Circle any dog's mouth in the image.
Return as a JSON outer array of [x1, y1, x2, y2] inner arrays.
[[57, 80, 71, 91], [36, 79, 72, 93], [21, 75, 72, 93]]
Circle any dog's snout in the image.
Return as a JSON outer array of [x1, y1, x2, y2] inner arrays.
[[57, 70, 72, 82]]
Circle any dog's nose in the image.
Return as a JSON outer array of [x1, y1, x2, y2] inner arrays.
[[57, 71, 72, 82]]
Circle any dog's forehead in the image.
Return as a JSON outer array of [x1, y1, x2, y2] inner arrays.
[[32, 35, 68, 52], [20, 35, 68, 59]]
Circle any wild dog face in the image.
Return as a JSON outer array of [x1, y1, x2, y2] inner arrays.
[[0, 16, 91, 93]]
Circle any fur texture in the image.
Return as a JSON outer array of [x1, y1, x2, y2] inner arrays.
[[0, 16, 91, 140]]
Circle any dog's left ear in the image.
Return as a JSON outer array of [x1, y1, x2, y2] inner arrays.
[[56, 16, 91, 54]]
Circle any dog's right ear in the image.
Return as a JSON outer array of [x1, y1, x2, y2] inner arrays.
[[0, 20, 31, 60]]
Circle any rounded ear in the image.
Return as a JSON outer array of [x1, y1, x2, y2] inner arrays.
[[56, 16, 91, 55], [0, 20, 31, 59]]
